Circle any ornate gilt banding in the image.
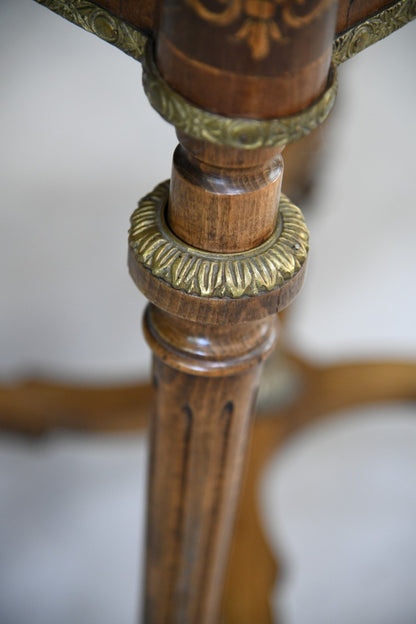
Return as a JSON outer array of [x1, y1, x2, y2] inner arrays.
[[129, 181, 309, 299], [141, 43, 338, 149], [35, 0, 416, 69], [333, 0, 416, 65], [35, 0, 416, 147], [35, 0, 147, 62]]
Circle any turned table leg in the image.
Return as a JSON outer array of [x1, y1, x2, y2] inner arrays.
[[26, 1, 416, 621], [128, 132, 308, 622], [143, 307, 277, 622], [126, 0, 336, 610]]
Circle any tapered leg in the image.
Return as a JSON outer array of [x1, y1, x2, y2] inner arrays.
[[143, 308, 276, 623], [128, 131, 308, 622], [24, 2, 416, 622]]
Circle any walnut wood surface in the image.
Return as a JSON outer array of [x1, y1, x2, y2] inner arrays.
[[222, 355, 416, 622], [128, 124, 308, 619], [17, 2, 415, 623], [1, 356, 415, 622], [2, 357, 414, 436], [93, 0, 157, 31], [89, 0, 398, 44], [170, 136, 283, 253], [128, 137, 308, 327], [141, 300, 278, 623], [335, 0, 393, 32], [145, 357, 262, 623], [156, 0, 338, 118], [84, 0, 407, 120], [128, 251, 307, 325], [129, 119, 305, 620]]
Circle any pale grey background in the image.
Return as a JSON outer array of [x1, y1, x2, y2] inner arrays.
[[0, 2, 415, 623]]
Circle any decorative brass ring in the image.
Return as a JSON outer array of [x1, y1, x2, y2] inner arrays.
[[333, 0, 416, 66], [36, 0, 416, 71], [36, 0, 416, 147], [36, 0, 147, 62], [129, 181, 309, 299], [142, 43, 338, 150]]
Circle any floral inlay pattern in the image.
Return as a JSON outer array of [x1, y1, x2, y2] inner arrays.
[[186, 0, 334, 59]]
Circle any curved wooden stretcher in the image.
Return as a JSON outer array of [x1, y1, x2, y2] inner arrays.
[[4, 0, 416, 621]]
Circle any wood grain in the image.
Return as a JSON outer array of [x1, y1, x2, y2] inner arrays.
[[145, 357, 262, 623], [222, 355, 416, 622], [89, 0, 400, 41], [129, 120, 303, 620], [1, 356, 414, 621], [92, 0, 157, 31], [336, 0, 394, 33], [140, 299, 278, 623], [157, 0, 338, 118], [20, 1, 415, 622], [2, 357, 414, 436], [170, 136, 283, 253]]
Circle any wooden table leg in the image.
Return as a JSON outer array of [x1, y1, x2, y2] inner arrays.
[[127, 129, 308, 621], [29, 1, 339, 619], [127, 0, 337, 612], [142, 306, 277, 623], [10, 2, 413, 623]]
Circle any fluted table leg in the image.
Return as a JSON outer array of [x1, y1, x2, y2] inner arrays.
[[128, 136, 308, 623], [143, 306, 277, 623]]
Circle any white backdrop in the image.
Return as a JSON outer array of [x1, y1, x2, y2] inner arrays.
[[1, 2, 415, 623]]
